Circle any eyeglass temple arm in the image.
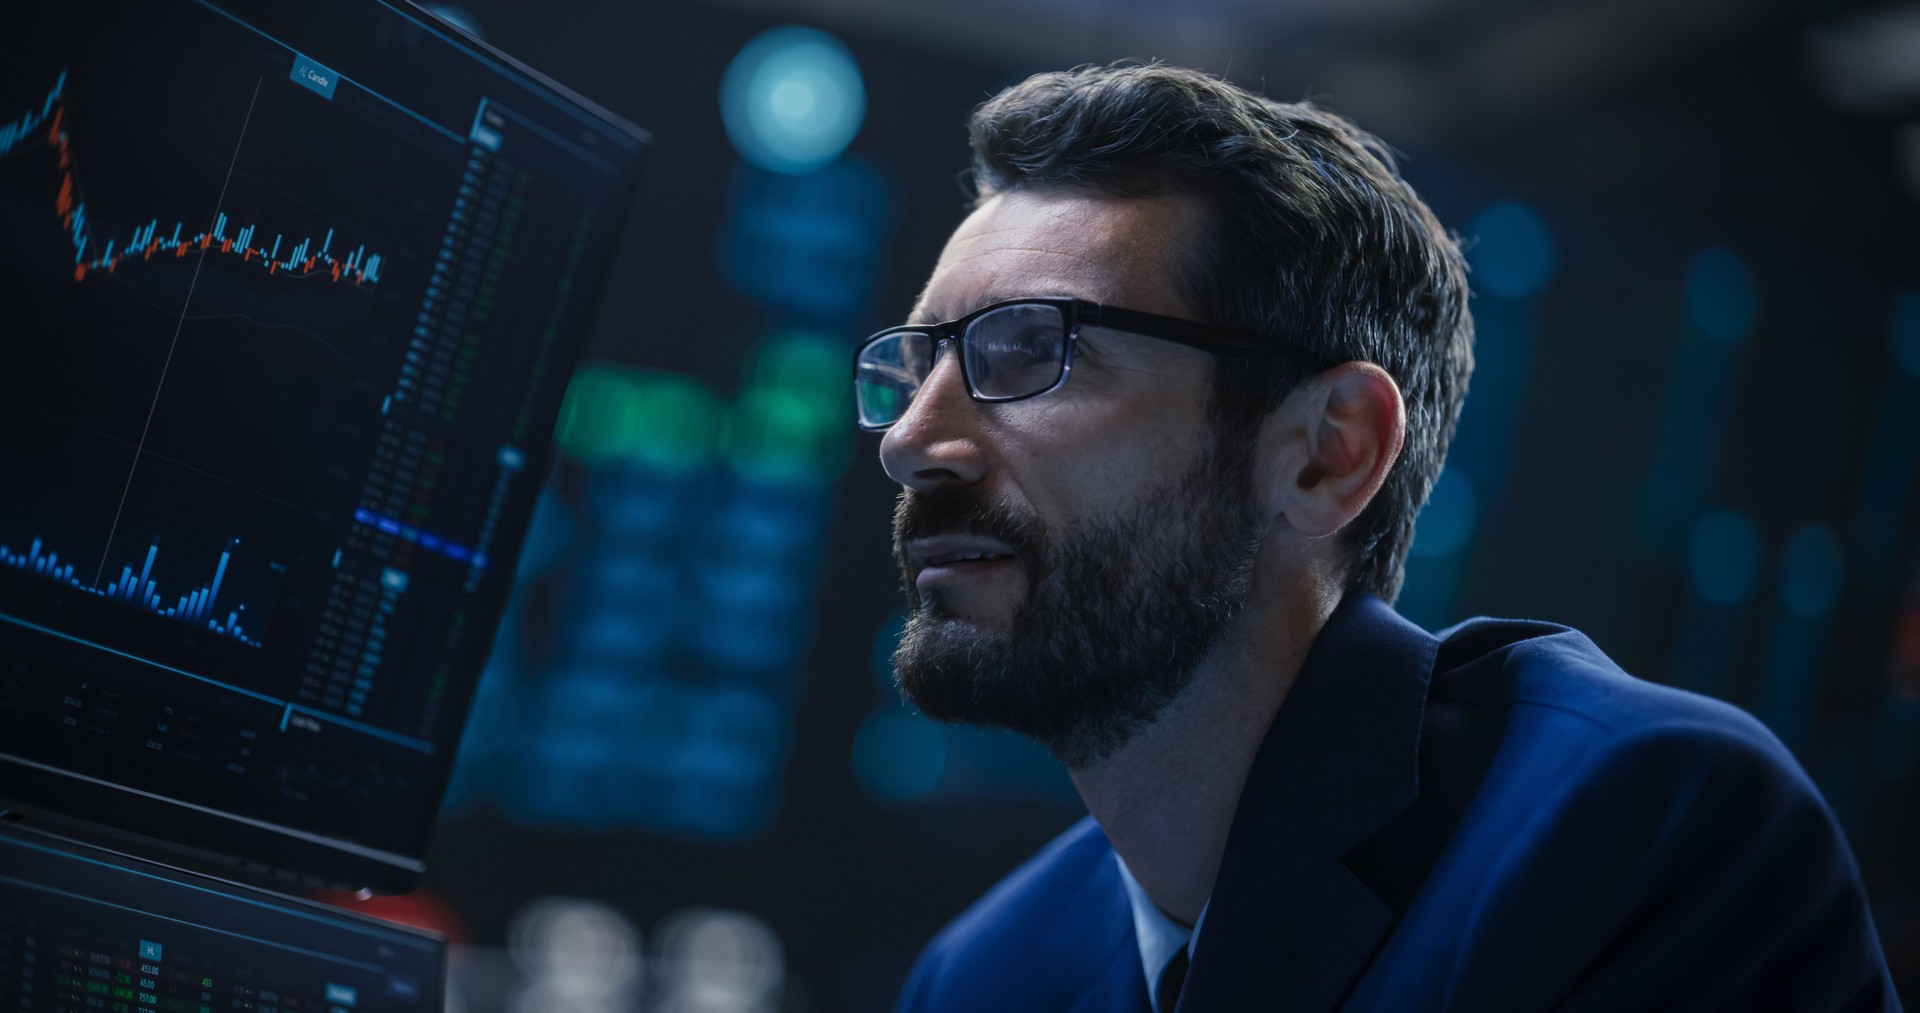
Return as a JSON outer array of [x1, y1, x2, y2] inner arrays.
[[1078, 302, 1292, 358]]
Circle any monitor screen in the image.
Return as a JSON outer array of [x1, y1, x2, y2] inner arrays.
[[0, 0, 646, 889], [0, 822, 445, 1011]]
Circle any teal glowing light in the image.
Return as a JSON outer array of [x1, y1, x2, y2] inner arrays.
[[720, 27, 865, 174], [1689, 510, 1763, 606], [1685, 247, 1758, 341], [1466, 201, 1556, 299], [1409, 469, 1478, 560], [1778, 524, 1844, 619], [853, 711, 946, 803]]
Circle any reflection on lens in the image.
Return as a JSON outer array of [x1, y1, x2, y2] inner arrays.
[[856, 381, 902, 426], [855, 330, 929, 427], [964, 304, 1065, 400]]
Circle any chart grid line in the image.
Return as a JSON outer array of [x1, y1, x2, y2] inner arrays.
[[93, 75, 263, 589]]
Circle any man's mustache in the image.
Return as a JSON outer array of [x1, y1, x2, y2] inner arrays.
[[892, 486, 1045, 569]]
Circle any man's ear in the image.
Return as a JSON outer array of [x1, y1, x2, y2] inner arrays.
[[1258, 362, 1406, 538]]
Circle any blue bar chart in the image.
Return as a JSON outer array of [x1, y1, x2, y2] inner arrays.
[[0, 535, 267, 646]]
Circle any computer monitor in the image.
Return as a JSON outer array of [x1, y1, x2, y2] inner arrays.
[[0, 820, 446, 1010], [0, 0, 647, 890]]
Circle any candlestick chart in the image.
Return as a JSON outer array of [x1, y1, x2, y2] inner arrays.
[[0, 61, 407, 658], [0, 70, 385, 288]]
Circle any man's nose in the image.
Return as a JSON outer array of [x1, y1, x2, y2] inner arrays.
[[878, 345, 989, 492]]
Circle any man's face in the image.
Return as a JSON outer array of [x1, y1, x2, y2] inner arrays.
[[880, 187, 1266, 768]]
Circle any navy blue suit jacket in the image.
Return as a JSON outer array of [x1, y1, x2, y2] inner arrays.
[[896, 595, 1899, 1011]]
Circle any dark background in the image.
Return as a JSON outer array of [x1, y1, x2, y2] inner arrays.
[[361, 0, 1920, 1008]]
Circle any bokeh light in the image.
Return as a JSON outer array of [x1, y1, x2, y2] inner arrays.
[[1466, 201, 1556, 299], [870, 612, 905, 693], [720, 333, 854, 483], [654, 908, 784, 1011], [852, 710, 946, 803], [1778, 523, 1845, 619], [507, 897, 644, 1012], [720, 27, 865, 174], [1409, 469, 1479, 560], [1685, 247, 1759, 341], [555, 365, 722, 469], [1689, 510, 1764, 606]]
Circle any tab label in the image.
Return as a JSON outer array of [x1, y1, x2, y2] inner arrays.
[[290, 54, 339, 100]]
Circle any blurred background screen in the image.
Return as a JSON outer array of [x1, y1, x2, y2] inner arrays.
[[307, 0, 1920, 1008]]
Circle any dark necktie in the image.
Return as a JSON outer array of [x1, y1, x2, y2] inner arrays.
[[1156, 947, 1190, 1013]]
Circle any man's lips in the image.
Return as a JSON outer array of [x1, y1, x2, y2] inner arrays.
[[907, 534, 1019, 592], [907, 534, 1017, 567]]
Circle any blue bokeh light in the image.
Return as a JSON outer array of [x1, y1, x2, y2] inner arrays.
[[1410, 469, 1479, 560], [852, 711, 946, 803], [1778, 523, 1845, 619], [1689, 510, 1763, 606], [1685, 247, 1758, 341], [721, 27, 865, 174], [871, 612, 904, 693], [1891, 290, 1920, 378], [515, 485, 576, 581], [1466, 201, 1556, 299]]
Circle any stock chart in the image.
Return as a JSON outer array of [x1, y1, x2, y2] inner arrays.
[[0, 0, 642, 887]]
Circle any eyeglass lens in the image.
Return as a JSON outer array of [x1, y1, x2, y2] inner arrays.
[[855, 303, 1069, 427]]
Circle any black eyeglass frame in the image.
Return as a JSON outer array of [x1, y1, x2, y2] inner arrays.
[[853, 296, 1321, 432]]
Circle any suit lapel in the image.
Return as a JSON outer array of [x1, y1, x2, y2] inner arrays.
[[1048, 828, 1152, 1013], [1176, 595, 1437, 1012]]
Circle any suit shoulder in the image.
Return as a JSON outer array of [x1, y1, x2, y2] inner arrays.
[[897, 816, 1127, 1012], [928, 814, 1113, 950], [1432, 614, 1783, 756]]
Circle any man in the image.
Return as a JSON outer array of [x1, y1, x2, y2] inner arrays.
[[855, 63, 1898, 1011]]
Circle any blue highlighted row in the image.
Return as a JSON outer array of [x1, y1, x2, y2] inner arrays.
[[351, 510, 488, 568]]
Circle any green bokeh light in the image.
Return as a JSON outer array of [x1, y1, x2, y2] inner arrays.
[[558, 334, 854, 480], [555, 365, 722, 471], [722, 333, 853, 482], [749, 331, 848, 407], [721, 387, 851, 483]]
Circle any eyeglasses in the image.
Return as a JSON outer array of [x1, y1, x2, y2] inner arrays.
[[853, 296, 1310, 431]]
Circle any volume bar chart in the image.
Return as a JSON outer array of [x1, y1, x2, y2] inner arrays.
[[0, 536, 268, 646], [0, 70, 385, 287]]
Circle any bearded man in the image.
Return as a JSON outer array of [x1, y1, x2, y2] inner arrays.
[[853, 63, 1898, 1011]]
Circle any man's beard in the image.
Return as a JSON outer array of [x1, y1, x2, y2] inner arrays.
[[890, 436, 1264, 770]]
